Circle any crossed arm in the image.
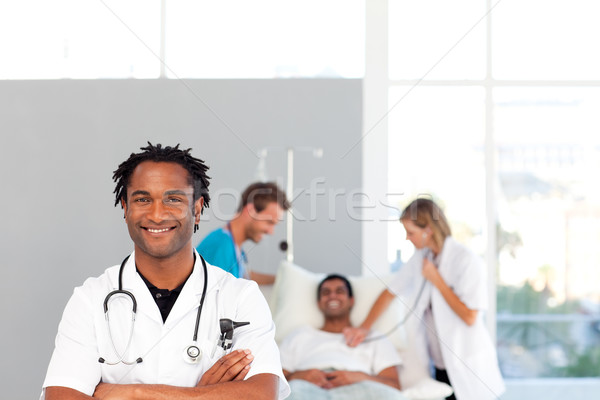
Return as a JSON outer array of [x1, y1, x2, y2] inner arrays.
[[283, 366, 400, 390], [45, 350, 278, 400]]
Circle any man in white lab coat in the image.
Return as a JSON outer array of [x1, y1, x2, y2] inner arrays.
[[41, 143, 290, 400]]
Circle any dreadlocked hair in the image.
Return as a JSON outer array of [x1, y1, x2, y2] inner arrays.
[[113, 142, 211, 213]]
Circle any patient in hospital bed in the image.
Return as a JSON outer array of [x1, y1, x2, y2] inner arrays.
[[264, 262, 454, 400], [279, 274, 407, 400]]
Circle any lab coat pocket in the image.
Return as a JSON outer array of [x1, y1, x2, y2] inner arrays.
[[198, 337, 226, 370], [187, 338, 227, 385]]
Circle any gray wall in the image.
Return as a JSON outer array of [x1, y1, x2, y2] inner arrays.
[[0, 79, 362, 399]]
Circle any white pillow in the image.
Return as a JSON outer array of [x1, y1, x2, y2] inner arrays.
[[269, 261, 407, 351], [401, 377, 454, 400]]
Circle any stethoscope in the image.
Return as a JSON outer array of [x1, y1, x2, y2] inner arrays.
[[98, 253, 208, 365], [362, 277, 427, 343], [226, 222, 248, 278], [362, 248, 433, 343]]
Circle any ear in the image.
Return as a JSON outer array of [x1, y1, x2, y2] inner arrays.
[[194, 197, 204, 222], [121, 198, 128, 220], [245, 203, 257, 217]]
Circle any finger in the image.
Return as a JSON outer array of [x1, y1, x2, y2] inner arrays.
[[320, 374, 333, 388], [346, 330, 360, 346], [349, 332, 364, 347], [232, 364, 251, 381], [326, 376, 341, 388], [342, 327, 351, 339], [344, 333, 354, 346], [200, 350, 252, 385], [221, 352, 254, 382], [214, 349, 251, 373]]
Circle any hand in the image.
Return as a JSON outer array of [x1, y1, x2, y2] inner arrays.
[[93, 382, 131, 399], [324, 370, 365, 388], [289, 369, 332, 388], [342, 326, 369, 347], [198, 349, 253, 386], [422, 257, 441, 286]]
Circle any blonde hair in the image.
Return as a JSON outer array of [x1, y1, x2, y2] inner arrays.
[[400, 198, 451, 251]]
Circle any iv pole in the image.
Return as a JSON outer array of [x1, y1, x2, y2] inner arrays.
[[285, 148, 294, 262], [256, 147, 323, 263]]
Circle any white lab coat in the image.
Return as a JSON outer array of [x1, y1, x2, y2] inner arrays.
[[389, 237, 505, 400], [41, 250, 290, 399]]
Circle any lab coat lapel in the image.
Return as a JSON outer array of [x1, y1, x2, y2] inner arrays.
[[166, 251, 213, 325], [120, 251, 164, 324], [436, 238, 453, 281], [412, 250, 433, 317]]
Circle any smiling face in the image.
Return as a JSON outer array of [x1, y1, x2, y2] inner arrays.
[[244, 202, 283, 243], [317, 278, 354, 319], [122, 161, 203, 261]]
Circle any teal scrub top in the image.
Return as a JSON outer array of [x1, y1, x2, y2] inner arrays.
[[196, 227, 247, 278]]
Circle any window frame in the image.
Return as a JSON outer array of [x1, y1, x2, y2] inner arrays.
[[364, 0, 600, 381]]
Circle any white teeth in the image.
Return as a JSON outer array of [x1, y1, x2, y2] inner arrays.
[[328, 301, 341, 309], [147, 228, 170, 233]]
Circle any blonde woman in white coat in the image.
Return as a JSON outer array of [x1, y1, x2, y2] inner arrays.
[[343, 198, 505, 400]]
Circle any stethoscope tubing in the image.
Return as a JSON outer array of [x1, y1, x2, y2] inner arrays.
[[100, 253, 208, 365], [362, 277, 428, 343], [192, 256, 208, 342], [363, 249, 434, 344]]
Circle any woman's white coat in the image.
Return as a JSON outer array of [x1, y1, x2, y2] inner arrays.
[[390, 237, 505, 400]]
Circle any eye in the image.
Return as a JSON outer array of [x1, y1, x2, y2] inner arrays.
[[134, 197, 150, 203]]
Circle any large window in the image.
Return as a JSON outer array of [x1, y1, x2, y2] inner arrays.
[[0, 1, 162, 79], [0, 0, 364, 79], [165, 0, 364, 78], [494, 87, 600, 378], [383, 0, 600, 382], [387, 86, 486, 263]]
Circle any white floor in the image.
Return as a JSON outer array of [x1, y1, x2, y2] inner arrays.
[[503, 378, 600, 399]]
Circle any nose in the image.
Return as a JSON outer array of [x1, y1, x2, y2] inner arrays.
[[325, 291, 341, 300], [148, 200, 169, 222]]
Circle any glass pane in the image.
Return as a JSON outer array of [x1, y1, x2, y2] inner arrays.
[[0, 0, 161, 79], [0, 2, 65, 79], [495, 87, 600, 378], [493, 0, 600, 80], [388, 0, 486, 80], [165, 0, 364, 78], [387, 86, 486, 264]]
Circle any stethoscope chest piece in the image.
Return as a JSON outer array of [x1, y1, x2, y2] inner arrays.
[[184, 344, 202, 364]]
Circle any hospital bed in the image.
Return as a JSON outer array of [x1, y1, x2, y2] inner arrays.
[[260, 261, 453, 400]]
